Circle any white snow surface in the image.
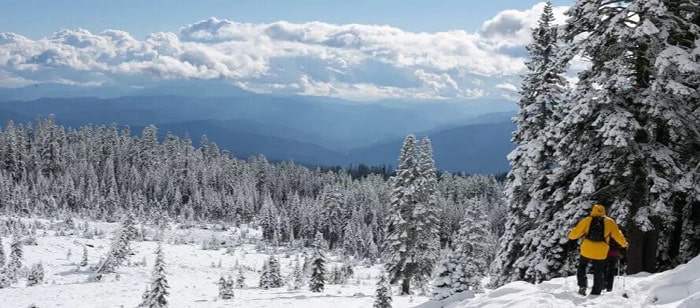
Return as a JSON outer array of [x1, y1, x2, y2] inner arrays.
[[0, 219, 429, 308], [421, 256, 700, 308], [3, 218, 699, 308]]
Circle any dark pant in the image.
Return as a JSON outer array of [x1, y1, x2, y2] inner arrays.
[[577, 256, 605, 294], [605, 255, 619, 291]]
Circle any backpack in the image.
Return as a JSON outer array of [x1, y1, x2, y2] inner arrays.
[[586, 216, 606, 242]]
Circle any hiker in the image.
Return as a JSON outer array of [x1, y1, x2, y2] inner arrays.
[[568, 204, 628, 296], [605, 236, 624, 292]]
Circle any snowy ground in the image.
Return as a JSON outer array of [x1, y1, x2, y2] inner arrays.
[[3, 217, 699, 308], [0, 218, 429, 308], [418, 256, 700, 308]]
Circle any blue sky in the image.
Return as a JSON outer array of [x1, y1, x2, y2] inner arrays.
[[1, 0, 571, 39], [0, 1, 573, 100]]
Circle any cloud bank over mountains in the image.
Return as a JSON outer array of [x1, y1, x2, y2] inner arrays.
[[0, 2, 567, 100]]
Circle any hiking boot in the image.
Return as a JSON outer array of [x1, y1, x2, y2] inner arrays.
[[578, 287, 587, 296], [590, 289, 602, 296]]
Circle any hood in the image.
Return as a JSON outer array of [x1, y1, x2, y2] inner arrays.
[[591, 204, 606, 217]]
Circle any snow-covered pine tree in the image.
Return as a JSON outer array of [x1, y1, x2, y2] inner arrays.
[[312, 231, 327, 251], [413, 137, 441, 290], [496, 0, 700, 283], [139, 243, 169, 308], [259, 260, 271, 289], [26, 262, 44, 287], [492, 0, 567, 287], [267, 255, 283, 288], [374, 272, 392, 308], [97, 226, 131, 274], [80, 245, 88, 267], [309, 249, 325, 292], [643, 0, 700, 268], [7, 234, 22, 283], [292, 257, 304, 290], [121, 212, 138, 241], [385, 135, 421, 295], [452, 199, 492, 292], [218, 276, 234, 299], [320, 187, 344, 249], [431, 250, 455, 301], [236, 267, 245, 289], [259, 194, 278, 242]]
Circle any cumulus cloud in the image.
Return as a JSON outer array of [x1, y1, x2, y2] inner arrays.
[[0, 3, 565, 100]]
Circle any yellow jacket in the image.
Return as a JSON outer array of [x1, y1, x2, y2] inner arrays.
[[568, 205, 628, 260]]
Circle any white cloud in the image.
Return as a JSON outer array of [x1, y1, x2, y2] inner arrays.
[[479, 2, 568, 50], [0, 3, 566, 100], [496, 82, 518, 92]]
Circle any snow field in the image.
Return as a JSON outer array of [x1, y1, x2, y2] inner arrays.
[[0, 219, 429, 307]]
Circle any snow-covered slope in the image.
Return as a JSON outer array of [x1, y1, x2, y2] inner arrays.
[[0, 219, 429, 308], [432, 256, 700, 308]]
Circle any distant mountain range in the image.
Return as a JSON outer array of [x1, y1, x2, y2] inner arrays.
[[0, 83, 517, 174]]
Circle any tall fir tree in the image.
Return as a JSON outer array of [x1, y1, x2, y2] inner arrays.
[[385, 135, 421, 295], [309, 249, 326, 293], [413, 137, 441, 288], [140, 243, 169, 308], [492, 1, 567, 287]]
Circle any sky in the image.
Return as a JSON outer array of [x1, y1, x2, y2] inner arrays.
[[0, 1, 573, 100]]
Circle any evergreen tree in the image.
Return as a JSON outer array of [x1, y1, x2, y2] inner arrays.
[[431, 250, 455, 301], [236, 267, 246, 289], [373, 273, 392, 308], [452, 200, 492, 292], [7, 234, 22, 283], [259, 260, 271, 289], [385, 135, 421, 295], [413, 137, 441, 288], [97, 226, 131, 274], [292, 258, 304, 290], [218, 276, 234, 299], [26, 262, 44, 287], [267, 255, 283, 288], [80, 245, 88, 267], [492, 1, 567, 287], [495, 0, 700, 284], [139, 243, 169, 308], [309, 249, 325, 292]]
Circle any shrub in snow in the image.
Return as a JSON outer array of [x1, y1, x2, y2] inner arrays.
[[218, 276, 234, 299], [26, 263, 45, 286], [80, 246, 88, 267]]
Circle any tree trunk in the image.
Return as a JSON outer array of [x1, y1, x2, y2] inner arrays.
[[627, 225, 659, 274], [401, 277, 410, 295], [627, 225, 644, 274]]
